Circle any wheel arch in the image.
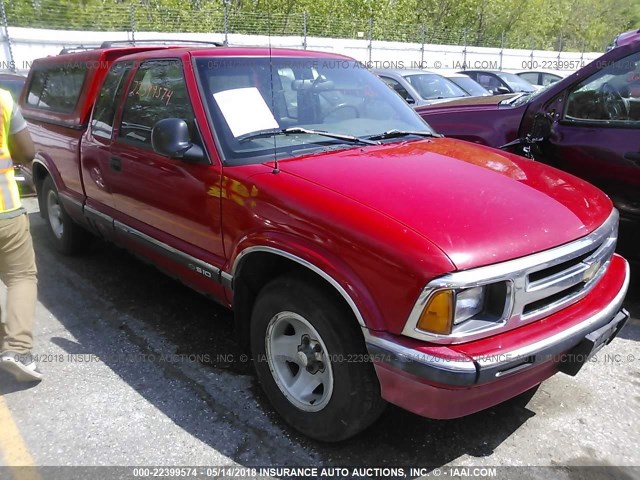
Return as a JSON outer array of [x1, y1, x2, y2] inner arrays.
[[231, 245, 383, 351], [31, 156, 62, 217], [31, 153, 64, 189]]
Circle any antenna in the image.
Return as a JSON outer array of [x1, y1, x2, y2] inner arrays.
[[268, 10, 279, 174]]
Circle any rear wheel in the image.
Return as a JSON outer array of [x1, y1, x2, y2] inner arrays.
[[250, 273, 386, 441], [41, 176, 91, 255]]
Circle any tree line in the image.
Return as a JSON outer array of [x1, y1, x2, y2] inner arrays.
[[5, 0, 639, 51]]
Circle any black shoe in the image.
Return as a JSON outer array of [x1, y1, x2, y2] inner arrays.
[[0, 351, 43, 382]]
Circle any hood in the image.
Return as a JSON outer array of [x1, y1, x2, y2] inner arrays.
[[415, 93, 516, 113], [415, 96, 470, 107], [415, 97, 527, 152], [279, 138, 612, 270]]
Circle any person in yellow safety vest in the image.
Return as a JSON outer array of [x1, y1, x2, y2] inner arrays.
[[0, 87, 40, 382]]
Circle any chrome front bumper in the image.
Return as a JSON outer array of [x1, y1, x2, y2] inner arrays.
[[365, 258, 630, 387]]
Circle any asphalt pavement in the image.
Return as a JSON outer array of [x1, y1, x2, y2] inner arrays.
[[0, 198, 638, 480]]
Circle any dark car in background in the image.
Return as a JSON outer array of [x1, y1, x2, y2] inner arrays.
[[458, 69, 536, 94], [417, 39, 640, 258], [374, 69, 468, 105], [0, 73, 26, 100], [445, 73, 492, 96]]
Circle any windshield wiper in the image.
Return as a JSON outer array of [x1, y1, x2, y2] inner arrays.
[[238, 127, 378, 145], [366, 129, 442, 141]]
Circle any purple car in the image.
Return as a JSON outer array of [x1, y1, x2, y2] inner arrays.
[[416, 38, 640, 256], [609, 29, 640, 50]]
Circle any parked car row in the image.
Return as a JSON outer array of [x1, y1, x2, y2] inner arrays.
[[8, 36, 632, 443], [457, 69, 537, 94], [373, 67, 566, 106]]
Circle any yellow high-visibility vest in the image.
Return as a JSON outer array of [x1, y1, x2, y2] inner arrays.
[[0, 88, 21, 214]]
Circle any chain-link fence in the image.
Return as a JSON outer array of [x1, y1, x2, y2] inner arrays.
[[0, 0, 603, 75], [2, 0, 596, 51]]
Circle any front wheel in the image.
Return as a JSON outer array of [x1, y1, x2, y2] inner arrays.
[[250, 273, 386, 442], [41, 176, 91, 255]]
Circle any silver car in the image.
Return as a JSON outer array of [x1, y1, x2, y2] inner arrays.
[[373, 69, 468, 106]]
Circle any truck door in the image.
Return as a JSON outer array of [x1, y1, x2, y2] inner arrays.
[[109, 58, 226, 295], [81, 61, 133, 239]]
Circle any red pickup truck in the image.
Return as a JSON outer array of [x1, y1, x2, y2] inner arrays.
[[21, 44, 629, 441]]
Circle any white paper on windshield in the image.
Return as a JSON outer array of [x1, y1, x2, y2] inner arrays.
[[213, 87, 279, 138]]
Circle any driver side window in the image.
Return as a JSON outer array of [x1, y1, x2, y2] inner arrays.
[[477, 73, 502, 92], [119, 59, 199, 147], [380, 76, 413, 103], [565, 51, 640, 124]]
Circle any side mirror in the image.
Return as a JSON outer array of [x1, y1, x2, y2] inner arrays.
[[493, 86, 511, 95], [405, 96, 416, 105], [531, 113, 553, 140], [151, 118, 206, 163], [500, 112, 554, 158]]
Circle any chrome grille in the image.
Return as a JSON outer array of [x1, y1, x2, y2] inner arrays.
[[513, 220, 617, 324]]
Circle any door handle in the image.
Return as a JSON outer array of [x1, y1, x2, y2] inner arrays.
[[110, 156, 122, 172]]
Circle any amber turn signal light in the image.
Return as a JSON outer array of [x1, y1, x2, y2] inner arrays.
[[417, 290, 453, 335]]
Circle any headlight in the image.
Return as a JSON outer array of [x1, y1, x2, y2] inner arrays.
[[454, 287, 485, 325], [416, 285, 494, 335]]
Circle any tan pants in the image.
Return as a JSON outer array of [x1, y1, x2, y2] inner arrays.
[[0, 214, 37, 354]]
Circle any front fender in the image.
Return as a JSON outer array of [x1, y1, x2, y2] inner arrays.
[[228, 231, 386, 331]]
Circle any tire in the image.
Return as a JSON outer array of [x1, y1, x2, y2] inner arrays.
[[40, 176, 91, 255], [250, 272, 386, 442]]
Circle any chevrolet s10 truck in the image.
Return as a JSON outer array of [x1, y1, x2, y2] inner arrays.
[[21, 44, 630, 441]]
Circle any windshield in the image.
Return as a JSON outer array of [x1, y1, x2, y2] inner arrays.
[[404, 73, 467, 100], [195, 57, 435, 165], [448, 76, 490, 96], [495, 72, 536, 92]]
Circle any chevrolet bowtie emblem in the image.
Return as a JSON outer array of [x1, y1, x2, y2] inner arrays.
[[584, 261, 600, 281]]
